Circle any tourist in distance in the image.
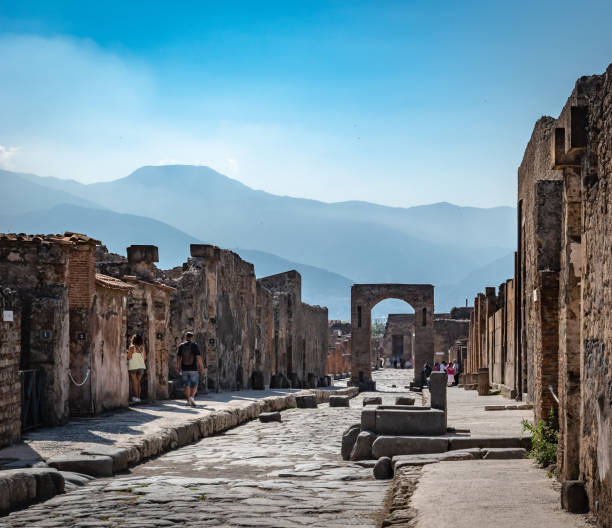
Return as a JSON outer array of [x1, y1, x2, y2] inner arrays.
[[433, 362, 440, 372], [447, 361, 455, 386], [127, 334, 146, 403], [440, 361, 448, 374], [176, 331, 207, 407]]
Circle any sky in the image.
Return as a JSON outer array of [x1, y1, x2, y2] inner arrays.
[[1, 1, 612, 208]]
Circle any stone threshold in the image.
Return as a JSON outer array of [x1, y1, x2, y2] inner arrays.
[[0, 386, 358, 516]]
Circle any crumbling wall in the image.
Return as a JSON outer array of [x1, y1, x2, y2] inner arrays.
[[0, 288, 21, 446]]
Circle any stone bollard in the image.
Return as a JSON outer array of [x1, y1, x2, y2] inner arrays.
[[373, 457, 393, 480], [477, 368, 490, 396], [329, 395, 350, 407], [429, 372, 447, 429]]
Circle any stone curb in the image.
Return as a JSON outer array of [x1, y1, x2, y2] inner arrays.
[[0, 387, 358, 516]]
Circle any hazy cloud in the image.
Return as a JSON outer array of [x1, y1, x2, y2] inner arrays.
[[0, 145, 21, 169]]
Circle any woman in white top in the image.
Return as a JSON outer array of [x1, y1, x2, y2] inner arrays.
[[127, 334, 146, 403]]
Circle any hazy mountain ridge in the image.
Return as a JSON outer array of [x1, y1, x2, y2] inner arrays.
[[0, 166, 517, 316]]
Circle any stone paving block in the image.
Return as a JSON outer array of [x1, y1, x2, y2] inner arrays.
[[373, 457, 393, 479], [259, 412, 282, 423], [362, 396, 382, 406], [47, 454, 114, 477], [329, 395, 350, 407], [295, 394, 317, 408], [372, 436, 448, 459], [482, 447, 527, 460], [0, 468, 64, 514]]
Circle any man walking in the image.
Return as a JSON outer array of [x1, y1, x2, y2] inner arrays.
[[176, 332, 206, 407]]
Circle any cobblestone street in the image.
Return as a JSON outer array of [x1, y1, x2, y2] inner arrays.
[[2, 381, 393, 528]]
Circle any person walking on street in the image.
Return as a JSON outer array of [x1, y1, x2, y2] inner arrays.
[[127, 334, 146, 403], [447, 362, 455, 386], [176, 332, 206, 407]]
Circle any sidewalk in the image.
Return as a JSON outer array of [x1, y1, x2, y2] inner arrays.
[[410, 459, 590, 528], [0, 385, 356, 470]]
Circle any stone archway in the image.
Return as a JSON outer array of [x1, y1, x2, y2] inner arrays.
[[350, 284, 434, 390]]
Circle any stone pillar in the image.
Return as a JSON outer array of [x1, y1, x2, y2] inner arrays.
[[429, 371, 447, 429], [127, 245, 158, 280], [477, 367, 490, 396]]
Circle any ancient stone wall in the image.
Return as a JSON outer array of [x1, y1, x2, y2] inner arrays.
[[382, 314, 414, 364], [0, 288, 21, 446], [433, 318, 469, 364], [0, 235, 72, 426], [90, 276, 132, 413]]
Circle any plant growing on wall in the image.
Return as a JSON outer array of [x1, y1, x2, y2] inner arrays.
[[521, 408, 559, 468]]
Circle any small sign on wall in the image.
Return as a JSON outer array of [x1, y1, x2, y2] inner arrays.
[[2, 310, 13, 322]]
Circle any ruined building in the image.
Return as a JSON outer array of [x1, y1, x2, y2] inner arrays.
[[466, 66, 612, 524], [382, 309, 470, 366], [1, 235, 330, 447]]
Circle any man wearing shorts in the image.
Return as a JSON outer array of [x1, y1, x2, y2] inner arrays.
[[176, 332, 206, 407]]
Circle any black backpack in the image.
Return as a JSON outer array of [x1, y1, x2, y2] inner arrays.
[[181, 342, 195, 367]]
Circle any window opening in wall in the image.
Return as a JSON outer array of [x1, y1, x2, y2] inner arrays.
[[422, 307, 427, 326]]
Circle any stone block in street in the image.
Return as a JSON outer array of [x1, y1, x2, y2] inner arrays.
[[259, 411, 282, 422], [482, 447, 527, 460], [395, 396, 415, 406], [448, 436, 531, 451], [373, 408, 446, 435], [47, 454, 114, 477], [362, 396, 382, 406], [295, 394, 318, 408], [329, 395, 350, 407], [373, 457, 393, 479], [81, 446, 130, 473], [429, 372, 447, 414]]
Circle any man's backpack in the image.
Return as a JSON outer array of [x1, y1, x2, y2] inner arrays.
[[181, 342, 195, 367]]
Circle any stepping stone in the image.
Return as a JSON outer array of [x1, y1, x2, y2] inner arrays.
[[295, 394, 318, 408], [362, 396, 382, 406], [259, 412, 282, 423], [47, 454, 114, 477], [373, 457, 393, 480], [484, 405, 506, 411], [395, 396, 415, 406], [482, 448, 526, 460], [329, 396, 350, 407]]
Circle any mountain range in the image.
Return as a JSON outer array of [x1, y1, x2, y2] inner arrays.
[[0, 166, 516, 318]]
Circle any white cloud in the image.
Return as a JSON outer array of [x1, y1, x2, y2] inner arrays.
[[0, 145, 21, 169]]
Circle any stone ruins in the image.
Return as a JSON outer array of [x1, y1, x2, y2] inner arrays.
[[465, 66, 612, 525], [0, 236, 329, 440]]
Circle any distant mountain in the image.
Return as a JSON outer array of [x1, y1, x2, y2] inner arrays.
[[0, 203, 354, 318], [0, 166, 517, 315], [16, 165, 515, 286], [435, 252, 515, 311], [0, 169, 103, 214]]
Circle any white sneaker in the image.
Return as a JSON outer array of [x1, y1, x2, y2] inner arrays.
[[134, 397, 141, 403], [189, 397, 197, 407]]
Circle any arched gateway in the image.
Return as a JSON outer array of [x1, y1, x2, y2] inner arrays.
[[350, 284, 434, 390]]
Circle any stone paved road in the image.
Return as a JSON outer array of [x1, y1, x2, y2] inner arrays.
[[1, 392, 390, 528]]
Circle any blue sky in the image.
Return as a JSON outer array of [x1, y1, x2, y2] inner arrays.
[[1, 1, 612, 207]]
